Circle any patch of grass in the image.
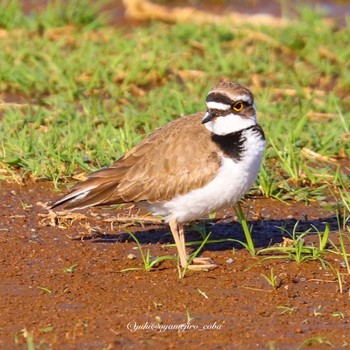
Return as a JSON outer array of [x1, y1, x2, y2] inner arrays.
[[179, 231, 213, 278], [37, 286, 53, 295], [276, 305, 297, 315], [233, 203, 256, 256], [257, 222, 332, 265], [327, 231, 350, 275], [185, 307, 194, 324], [38, 326, 55, 333], [0, 0, 107, 30], [63, 264, 78, 273], [261, 268, 280, 289], [337, 182, 350, 231], [14, 328, 52, 350], [312, 305, 324, 317], [297, 336, 333, 349], [0, 5, 348, 199], [331, 311, 346, 319], [38, 0, 108, 30], [120, 230, 176, 272], [253, 220, 350, 282], [335, 270, 344, 294], [170, 205, 348, 273], [14, 329, 35, 350]]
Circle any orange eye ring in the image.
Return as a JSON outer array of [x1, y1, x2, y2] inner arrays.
[[233, 101, 244, 112]]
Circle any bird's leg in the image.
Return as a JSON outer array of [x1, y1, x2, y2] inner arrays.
[[179, 223, 214, 266], [178, 223, 186, 257], [169, 218, 188, 268], [170, 219, 217, 271]]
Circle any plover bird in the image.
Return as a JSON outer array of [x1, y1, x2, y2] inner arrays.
[[50, 82, 265, 270]]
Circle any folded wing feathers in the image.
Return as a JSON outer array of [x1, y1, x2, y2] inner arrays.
[[50, 112, 221, 211]]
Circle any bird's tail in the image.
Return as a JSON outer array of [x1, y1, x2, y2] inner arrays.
[[50, 178, 120, 211]]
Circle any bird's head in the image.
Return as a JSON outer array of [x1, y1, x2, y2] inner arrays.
[[202, 82, 257, 135]]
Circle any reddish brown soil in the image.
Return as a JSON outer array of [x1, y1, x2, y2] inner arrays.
[[1, 181, 350, 349]]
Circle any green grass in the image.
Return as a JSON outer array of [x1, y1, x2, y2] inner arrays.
[[257, 222, 332, 264], [14, 327, 54, 350], [296, 336, 333, 349], [234, 203, 256, 256], [14, 329, 36, 350], [121, 227, 214, 277], [120, 230, 176, 272], [63, 264, 78, 273], [261, 267, 280, 289], [0, 5, 348, 202], [0, 0, 107, 30], [179, 231, 213, 277]]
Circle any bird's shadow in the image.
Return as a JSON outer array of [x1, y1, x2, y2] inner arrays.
[[81, 214, 341, 253]]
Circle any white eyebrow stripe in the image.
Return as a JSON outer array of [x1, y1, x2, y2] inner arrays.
[[234, 95, 251, 103], [206, 101, 231, 110]]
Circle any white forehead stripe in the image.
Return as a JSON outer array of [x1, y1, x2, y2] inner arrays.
[[206, 101, 231, 111]]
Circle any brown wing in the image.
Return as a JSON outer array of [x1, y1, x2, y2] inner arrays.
[[50, 112, 221, 210]]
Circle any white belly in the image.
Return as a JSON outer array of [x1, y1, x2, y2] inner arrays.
[[139, 128, 265, 223]]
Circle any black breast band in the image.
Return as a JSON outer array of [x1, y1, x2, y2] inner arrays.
[[211, 124, 265, 161]]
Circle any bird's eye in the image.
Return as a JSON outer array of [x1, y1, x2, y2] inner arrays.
[[233, 101, 244, 112]]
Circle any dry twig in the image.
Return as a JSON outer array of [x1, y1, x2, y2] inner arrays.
[[123, 0, 288, 27], [301, 147, 338, 164]]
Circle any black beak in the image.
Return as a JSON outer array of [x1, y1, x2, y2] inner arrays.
[[202, 111, 215, 124]]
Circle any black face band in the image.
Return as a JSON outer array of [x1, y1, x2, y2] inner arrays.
[[206, 92, 233, 107]]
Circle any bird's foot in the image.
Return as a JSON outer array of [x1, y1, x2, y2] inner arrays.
[[193, 257, 214, 265], [185, 257, 217, 271]]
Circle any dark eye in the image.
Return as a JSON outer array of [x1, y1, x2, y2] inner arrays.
[[233, 101, 244, 112]]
